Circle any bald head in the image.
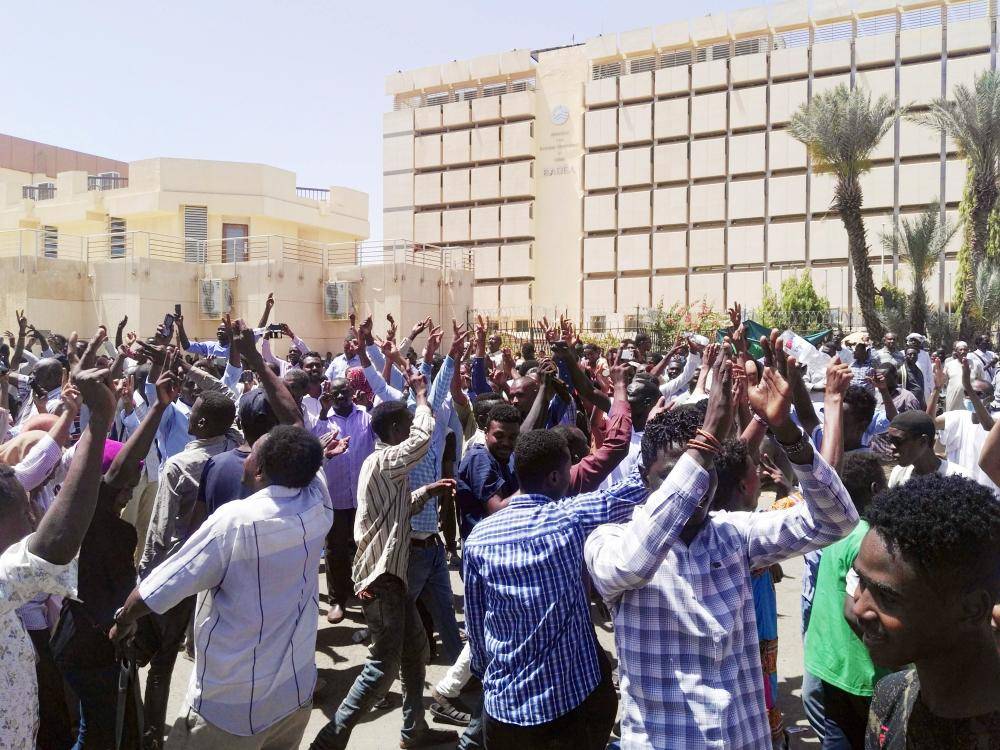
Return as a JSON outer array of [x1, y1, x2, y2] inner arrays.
[[508, 376, 539, 418], [33, 358, 64, 392]]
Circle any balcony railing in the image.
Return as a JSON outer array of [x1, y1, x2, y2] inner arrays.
[[22, 185, 56, 201], [87, 175, 129, 191], [0, 230, 475, 274], [295, 187, 329, 201]]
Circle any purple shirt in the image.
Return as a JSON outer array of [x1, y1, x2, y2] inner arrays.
[[323, 406, 376, 510]]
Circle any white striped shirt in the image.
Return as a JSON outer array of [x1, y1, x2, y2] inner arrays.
[[138, 474, 333, 736], [352, 404, 434, 592]]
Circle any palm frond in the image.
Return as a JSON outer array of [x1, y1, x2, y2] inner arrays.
[[975, 256, 1000, 329], [879, 204, 958, 283], [789, 84, 901, 181], [913, 70, 1000, 180]]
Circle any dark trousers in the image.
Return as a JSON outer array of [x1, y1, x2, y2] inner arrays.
[[310, 574, 429, 750], [439, 492, 458, 554], [29, 627, 73, 750], [143, 596, 195, 749], [324, 508, 356, 608], [482, 647, 616, 750], [820, 680, 872, 750], [62, 664, 120, 750]]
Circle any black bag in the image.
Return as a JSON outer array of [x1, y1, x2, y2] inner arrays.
[[115, 644, 144, 750]]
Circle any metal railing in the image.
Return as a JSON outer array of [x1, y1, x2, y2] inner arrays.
[[295, 187, 329, 201], [0, 229, 476, 274], [22, 185, 56, 200], [87, 175, 129, 191]]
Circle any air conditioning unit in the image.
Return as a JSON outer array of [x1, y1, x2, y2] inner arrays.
[[200, 279, 232, 319], [323, 281, 352, 320]]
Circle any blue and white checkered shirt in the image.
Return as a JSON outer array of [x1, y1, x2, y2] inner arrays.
[[408, 356, 455, 533], [584, 450, 858, 750], [463, 467, 648, 726]]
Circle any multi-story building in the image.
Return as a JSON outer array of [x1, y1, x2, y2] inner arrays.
[[383, 0, 996, 329], [1, 135, 472, 353]]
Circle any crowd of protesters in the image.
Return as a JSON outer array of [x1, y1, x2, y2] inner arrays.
[[1, 295, 998, 750]]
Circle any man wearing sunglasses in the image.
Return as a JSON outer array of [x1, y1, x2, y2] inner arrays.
[[886, 410, 969, 487]]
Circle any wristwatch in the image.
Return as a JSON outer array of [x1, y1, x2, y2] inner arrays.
[[775, 428, 812, 465], [113, 606, 128, 625]]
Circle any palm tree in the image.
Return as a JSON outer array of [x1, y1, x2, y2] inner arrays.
[[975, 256, 1000, 338], [916, 70, 1000, 337], [879, 206, 957, 336], [789, 84, 899, 340]]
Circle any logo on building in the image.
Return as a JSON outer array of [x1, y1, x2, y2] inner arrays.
[[551, 105, 569, 125]]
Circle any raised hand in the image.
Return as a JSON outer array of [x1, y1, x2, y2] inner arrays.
[[537, 316, 559, 345], [449, 321, 470, 358], [409, 316, 432, 341], [319, 379, 335, 410], [610, 362, 629, 388], [702, 357, 735, 443], [932, 356, 946, 389], [231, 319, 263, 370], [357, 315, 374, 345], [386, 314, 397, 342], [138, 340, 167, 368], [408, 371, 428, 402], [824, 356, 852, 396], [748, 361, 794, 428], [727, 302, 742, 330], [474, 314, 487, 357], [72, 366, 115, 420], [16, 309, 28, 336], [425, 324, 444, 358], [868, 370, 889, 395], [264, 292, 275, 311], [116, 315, 128, 331], [60, 383, 82, 418], [155, 370, 180, 407]]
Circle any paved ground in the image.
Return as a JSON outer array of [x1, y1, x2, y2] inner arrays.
[[154, 545, 819, 749]]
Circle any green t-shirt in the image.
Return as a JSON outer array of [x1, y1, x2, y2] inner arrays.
[[804, 520, 891, 696]]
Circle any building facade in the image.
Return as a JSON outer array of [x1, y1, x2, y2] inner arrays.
[[1, 138, 473, 353], [384, 0, 997, 329]]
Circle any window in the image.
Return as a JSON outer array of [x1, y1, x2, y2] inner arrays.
[[630, 56, 656, 74], [426, 91, 451, 106], [509, 78, 535, 92], [624, 315, 640, 330], [109, 217, 127, 259], [483, 83, 507, 98], [43, 226, 58, 258], [589, 315, 606, 333], [734, 37, 766, 56], [183, 205, 208, 262], [514, 319, 530, 332], [710, 42, 731, 61], [222, 223, 249, 263], [592, 61, 623, 80]]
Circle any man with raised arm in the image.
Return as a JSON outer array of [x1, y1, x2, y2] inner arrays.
[[0, 329, 116, 749], [585, 353, 858, 749]]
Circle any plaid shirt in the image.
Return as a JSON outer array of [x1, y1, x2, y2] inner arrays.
[[409, 356, 455, 533], [463, 467, 647, 726], [585, 451, 857, 750]]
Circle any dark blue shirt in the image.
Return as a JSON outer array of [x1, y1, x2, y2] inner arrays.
[[455, 442, 517, 540], [198, 447, 252, 515]]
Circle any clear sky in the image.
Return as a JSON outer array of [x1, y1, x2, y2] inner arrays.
[[4, 0, 754, 239]]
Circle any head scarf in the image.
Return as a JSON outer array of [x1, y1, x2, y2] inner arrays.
[[346, 367, 373, 403]]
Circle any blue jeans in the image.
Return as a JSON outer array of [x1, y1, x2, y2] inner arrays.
[[61, 664, 119, 749], [310, 574, 429, 750], [802, 668, 827, 742], [407, 537, 463, 663]]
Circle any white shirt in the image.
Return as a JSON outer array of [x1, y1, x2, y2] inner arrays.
[[138, 474, 333, 736], [0, 536, 77, 750], [939, 410, 1000, 493], [599, 428, 644, 490], [944, 357, 984, 412], [888, 459, 969, 488]]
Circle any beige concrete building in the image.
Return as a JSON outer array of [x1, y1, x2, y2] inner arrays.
[[384, 0, 996, 329], [1, 137, 472, 354]]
